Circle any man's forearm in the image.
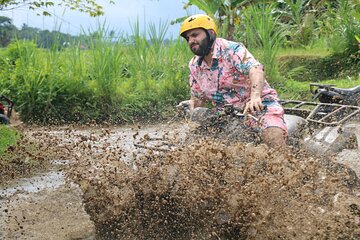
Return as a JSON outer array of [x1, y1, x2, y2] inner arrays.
[[249, 66, 265, 99]]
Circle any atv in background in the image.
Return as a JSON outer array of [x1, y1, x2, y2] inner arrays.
[[0, 95, 14, 125], [310, 83, 360, 106], [280, 83, 360, 158]]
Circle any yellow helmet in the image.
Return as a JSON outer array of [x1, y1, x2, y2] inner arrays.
[[180, 14, 217, 37]]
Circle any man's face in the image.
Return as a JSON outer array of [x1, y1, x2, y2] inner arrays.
[[184, 28, 208, 56]]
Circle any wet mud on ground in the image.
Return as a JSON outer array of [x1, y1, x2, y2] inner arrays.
[[0, 123, 188, 239], [0, 121, 360, 239]]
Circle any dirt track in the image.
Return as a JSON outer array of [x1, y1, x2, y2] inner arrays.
[[0, 122, 359, 239]]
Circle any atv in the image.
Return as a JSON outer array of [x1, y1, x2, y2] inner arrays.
[[309, 83, 360, 105], [0, 95, 14, 124], [280, 83, 360, 157], [135, 83, 360, 161]]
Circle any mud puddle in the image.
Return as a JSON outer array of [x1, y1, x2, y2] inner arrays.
[[0, 160, 69, 197], [0, 154, 93, 239]]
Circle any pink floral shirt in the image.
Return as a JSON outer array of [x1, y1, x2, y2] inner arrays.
[[189, 38, 279, 110]]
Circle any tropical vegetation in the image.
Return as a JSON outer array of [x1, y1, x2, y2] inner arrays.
[[0, 0, 358, 125], [0, 0, 111, 16]]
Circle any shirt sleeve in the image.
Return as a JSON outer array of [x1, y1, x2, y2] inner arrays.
[[231, 43, 262, 76]]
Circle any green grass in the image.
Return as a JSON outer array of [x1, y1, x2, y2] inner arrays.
[[0, 125, 19, 155], [277, 47, 332, 58], [278, 76, 360, 101], [277, 51, 359, 83]]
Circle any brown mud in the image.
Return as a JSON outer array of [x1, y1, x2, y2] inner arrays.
[[0, 121, 360, 239]]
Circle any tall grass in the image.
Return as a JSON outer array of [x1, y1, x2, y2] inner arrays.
[[0, 22, 191, 124], [118, 18, 190, 121], [80, 23, 127, 121], [0, 40, 63, 122], [325, 0, 360, 56], [277, 45, 331, 58], [242, 3, 286, 85], [281, 0, 317, 47], [0, 11, 357, 124]]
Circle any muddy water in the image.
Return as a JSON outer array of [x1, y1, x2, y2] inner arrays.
[[1, 122, 360, 239], [0, 123, 189, 239]]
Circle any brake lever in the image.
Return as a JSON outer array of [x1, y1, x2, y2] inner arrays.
[[235, 112, 259, 122], [232, 105, 267, 122]]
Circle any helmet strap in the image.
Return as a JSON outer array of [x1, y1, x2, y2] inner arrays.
[[202, 29, 215, 57]]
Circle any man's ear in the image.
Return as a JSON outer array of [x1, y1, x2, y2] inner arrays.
[[209, 30, 216, 38]]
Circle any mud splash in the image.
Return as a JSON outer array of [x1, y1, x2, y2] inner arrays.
[[1, 122, 359, 239], [66, 125, 360, 239]]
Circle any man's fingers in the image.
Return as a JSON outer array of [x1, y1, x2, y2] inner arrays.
[[243, 103, 250, 114], [254, 103, 262, 113], [176, 100, 190, 108], [244, 101, 263, 114]]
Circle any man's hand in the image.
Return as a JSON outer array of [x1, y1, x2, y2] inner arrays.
[[177, 98, 205, 111], [176, 100, 190, 108], [243, 97, 263, 114], [176, 100, 198, 114]]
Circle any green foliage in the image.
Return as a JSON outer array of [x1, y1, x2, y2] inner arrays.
[[242, 3, 285, 84], [0, 38, 99, 123], [322, 0, 360, 56], [0, 0, 111, 17], [80, 24, 126, 121], [277, 0, 318, 47], [1, 4, 359, 124], [0, 22, 191, 124], [3, 40, 37, 66], [0, 125, 19, 155], [278, 78, 311, 100], [0, 16, 17, 47]]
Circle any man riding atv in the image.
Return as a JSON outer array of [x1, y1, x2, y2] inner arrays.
[[178, 14, 287, 148]]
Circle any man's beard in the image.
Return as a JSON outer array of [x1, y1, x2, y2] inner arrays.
[[190, 36, 209, 56]]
